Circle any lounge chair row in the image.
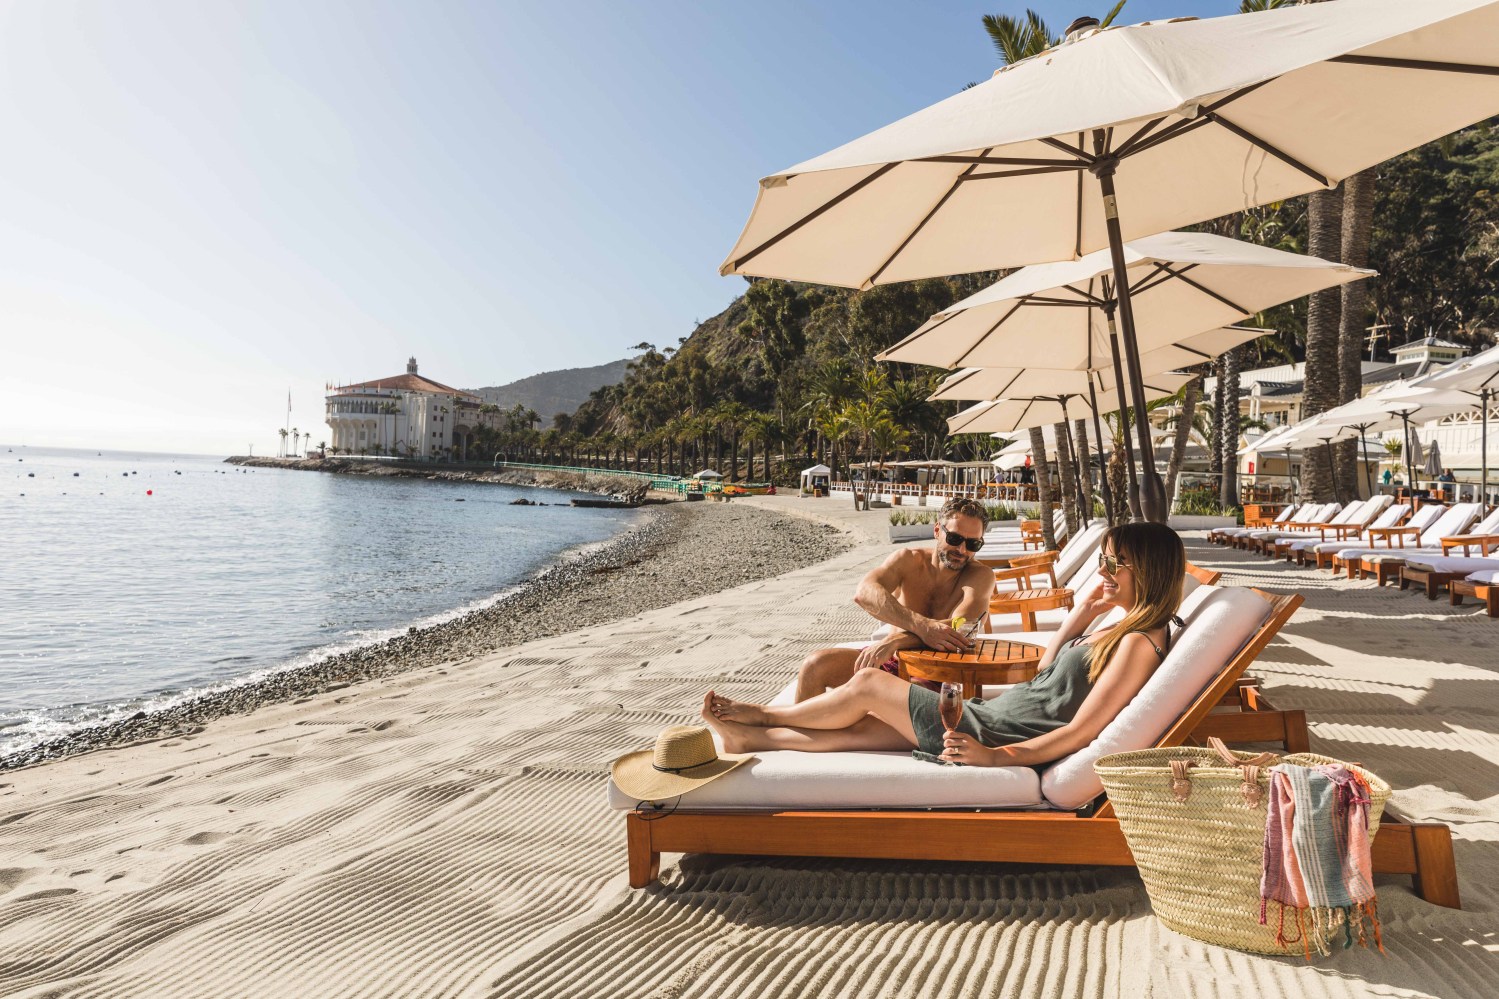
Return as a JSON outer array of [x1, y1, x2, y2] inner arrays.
[[1216, 496, 1499, 613]]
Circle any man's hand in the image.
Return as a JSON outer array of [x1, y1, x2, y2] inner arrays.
[[854, 638, 901, 672], [940, 731, 1004, 767], [913, 617, 972, 653]]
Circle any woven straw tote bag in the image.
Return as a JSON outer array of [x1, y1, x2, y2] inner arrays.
[[1095, 738, 1391, 955]]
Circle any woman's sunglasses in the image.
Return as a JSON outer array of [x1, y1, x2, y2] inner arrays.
[[942, 530, 985, 552], [1097, 552, 1132, 574]]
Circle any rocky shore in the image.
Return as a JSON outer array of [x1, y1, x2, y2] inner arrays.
[[226, 455, 653, 504], [1, 502, 852, 770]]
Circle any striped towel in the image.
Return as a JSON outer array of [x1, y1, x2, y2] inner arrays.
[[1260, 763, 1382, 957]]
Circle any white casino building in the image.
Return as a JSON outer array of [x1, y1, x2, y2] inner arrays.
[[325, 358, 480, 460]]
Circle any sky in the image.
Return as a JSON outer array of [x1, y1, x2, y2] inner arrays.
[[0, 0, 1226, 455]]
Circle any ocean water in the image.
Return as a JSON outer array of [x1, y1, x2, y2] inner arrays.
[[0, 445, 641, 756]]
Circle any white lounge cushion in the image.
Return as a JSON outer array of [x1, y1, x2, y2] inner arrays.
[[1039, 585, 1272, 810], [1467, 569, 1499, 585], [1291, 502, 1407, 552], [1403, 554, 1499, 574], [606, 745, 1045, 811]]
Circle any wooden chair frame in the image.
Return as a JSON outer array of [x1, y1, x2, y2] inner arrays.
[[1450, 577, 1499, 617], [619, 591, 1459, 908]]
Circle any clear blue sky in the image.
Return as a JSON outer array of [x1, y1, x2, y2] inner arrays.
[[0, 0, 1226, 454]]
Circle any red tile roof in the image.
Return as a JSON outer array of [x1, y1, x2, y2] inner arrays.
[[334, 373, 478, 398]]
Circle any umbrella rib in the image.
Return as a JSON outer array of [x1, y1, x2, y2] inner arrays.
[[1038, 136, 1097, 164], [877, 309, 962, 360], [920, 155, 1087, 168], [1329, 54, 1499, 77], [963, 165, 1082, 182], [727, 162, 899, 272], [1119, 81, 1275, 161], [951, 301, 1025, 367], [1019, 295, 1092, 307], [1158, 262, 1250, 315], [1204, 112, 1327, 187], [1127, 262, 1175, 297], [865, 147, 995, 287], [935, 368, 981, 398], [1114, 116, 1169, 159], [1061, 283, 1108, 307]]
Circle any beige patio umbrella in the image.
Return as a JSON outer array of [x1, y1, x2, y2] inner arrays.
[[880, 234, 1367, 371], [947, 371, 1193, 436], [721, 0, 1499, 520]]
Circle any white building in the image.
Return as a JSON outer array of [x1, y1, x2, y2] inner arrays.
[[325, 358, 480, 460]]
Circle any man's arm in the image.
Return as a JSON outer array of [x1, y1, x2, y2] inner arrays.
[[854, 553, 967, 652]]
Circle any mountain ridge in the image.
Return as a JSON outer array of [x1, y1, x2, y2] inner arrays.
[[468, 358, 631, 419]]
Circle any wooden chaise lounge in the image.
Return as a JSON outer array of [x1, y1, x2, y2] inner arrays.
[[614, 587, 1460, 908], [1450, 569, 1499, 618]]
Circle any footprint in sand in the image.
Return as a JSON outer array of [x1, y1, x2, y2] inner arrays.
[[143, 775, 175, 787], [15, 887, 78, 902]]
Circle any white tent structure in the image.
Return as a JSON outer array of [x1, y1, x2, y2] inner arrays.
[[692, 469, 723, 479], [798, 464, 831, 496]]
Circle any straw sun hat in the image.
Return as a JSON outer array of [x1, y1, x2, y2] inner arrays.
[[611, 725, 752, 801]]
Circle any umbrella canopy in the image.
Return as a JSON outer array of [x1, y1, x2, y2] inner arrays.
[[722, 0, 1499, 287], [930, 364, 1192, 403], [949, 373, 1193, 436], [879, 233, 1366, 370], [994, 453, 1031, 471], [1407, 428, 1425, 469], [1425, 439, 1444, 477], [1408, 341, 1499, 506], [721, 0, 1499, 521]]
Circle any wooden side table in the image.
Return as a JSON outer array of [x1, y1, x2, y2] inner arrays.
[[897, 640, 1044, 699], [989, 587, 1074, 631]]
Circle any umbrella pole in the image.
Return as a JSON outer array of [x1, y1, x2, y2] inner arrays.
[[1358, 423, 1374, 499], [1402, 412, 1416, 497], [1286, 446, 1296, 502], [1095, 162, 1168, 523], [1322, 437, 1341, 504], [1086, 380, 1116, 527], [1482, 387, 1492, 511], [1105, 319, 1142, 521]]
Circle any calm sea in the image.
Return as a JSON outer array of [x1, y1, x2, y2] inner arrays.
[[0, 445, 641, 756]]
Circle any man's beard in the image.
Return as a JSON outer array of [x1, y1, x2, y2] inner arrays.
[[938, 548, 967, 571]]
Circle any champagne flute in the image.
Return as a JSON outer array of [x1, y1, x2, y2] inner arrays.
[[938, 681, 964, 734]]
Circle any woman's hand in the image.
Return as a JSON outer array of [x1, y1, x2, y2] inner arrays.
[[940, 730, 1004, 767], [1073, 577, 1115, 620]]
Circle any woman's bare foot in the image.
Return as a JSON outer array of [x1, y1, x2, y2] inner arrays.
[[701, 691, 758, 754], [705, 690, 773, 727]]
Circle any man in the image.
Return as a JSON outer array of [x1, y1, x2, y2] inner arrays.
[[794, 497, 996, 701]]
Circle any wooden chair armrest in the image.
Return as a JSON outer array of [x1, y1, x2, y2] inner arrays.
[[1441, 533, 1499, 555], [1005, 550, 1059, 568]]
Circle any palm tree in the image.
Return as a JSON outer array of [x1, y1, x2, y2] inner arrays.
[[1053, 420, 1079, 537], [1163, 376, 1202, 510], [278, 428, 289, 457], [1219, 348, 1244, 508], [983, 3, 1124, 65], [289, 427, 299, 458], [1027, 426, 1058, 549]]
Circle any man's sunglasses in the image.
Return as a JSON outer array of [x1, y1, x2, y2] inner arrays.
[[942, 530, 985, 553], [1097, 552, 1132, 575]]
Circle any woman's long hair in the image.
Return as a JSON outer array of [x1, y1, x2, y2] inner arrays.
[[1087, 522, 1186, 682]]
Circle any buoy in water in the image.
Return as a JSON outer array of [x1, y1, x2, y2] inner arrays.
[[147, 489, 153, 495]]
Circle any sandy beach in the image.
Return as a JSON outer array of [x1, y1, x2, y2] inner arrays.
[[3, 496, 1497, 998]]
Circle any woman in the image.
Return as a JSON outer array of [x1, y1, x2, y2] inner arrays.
[[703, 522, 1186, 768]]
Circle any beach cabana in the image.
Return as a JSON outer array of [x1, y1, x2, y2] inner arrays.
[[798, 464, 831, 496], [692, 469, 722, 480]]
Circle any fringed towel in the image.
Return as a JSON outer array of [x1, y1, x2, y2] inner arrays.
[[1260, 762, 1383, 958]]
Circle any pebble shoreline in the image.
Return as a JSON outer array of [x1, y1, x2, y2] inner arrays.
[[2, 501, 853, 771]]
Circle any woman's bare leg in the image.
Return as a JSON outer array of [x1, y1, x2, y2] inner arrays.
[[702, 697, 916, 755], [709, 668, 914, 733]]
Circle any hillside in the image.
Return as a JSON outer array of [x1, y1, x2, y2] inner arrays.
[[469, 358, 631, 420]]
